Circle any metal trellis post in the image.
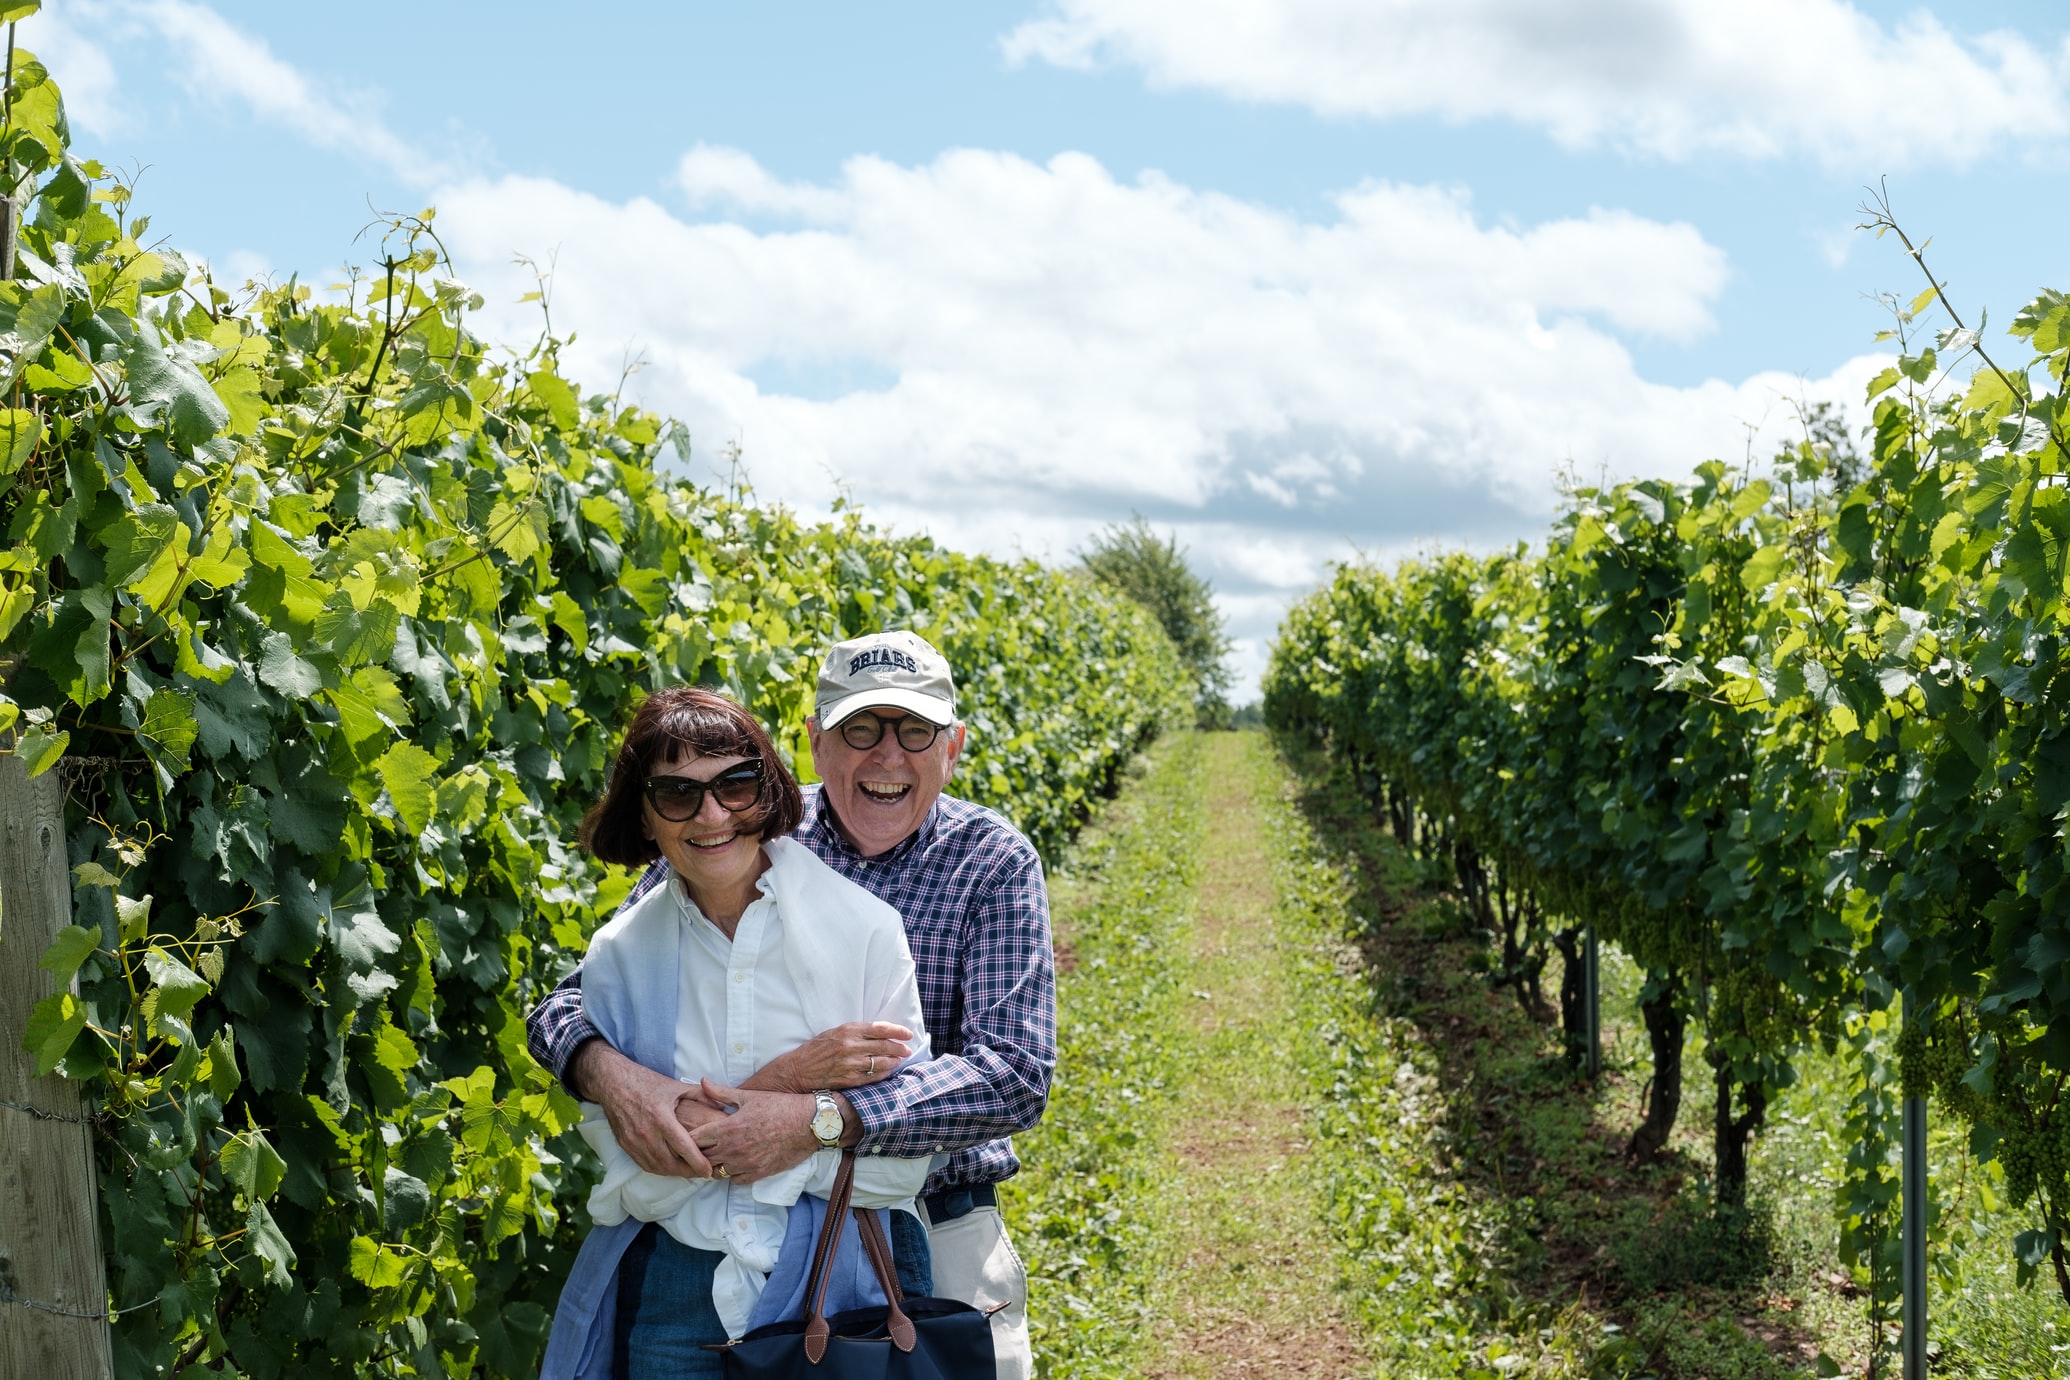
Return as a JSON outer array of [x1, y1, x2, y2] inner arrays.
[[1583, 924, 1601, 1078], [1902, 987, 1927, 1380]]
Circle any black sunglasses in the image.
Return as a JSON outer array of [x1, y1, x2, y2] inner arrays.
[[838, 712, 951, 753], [643, 762, 766, 821]]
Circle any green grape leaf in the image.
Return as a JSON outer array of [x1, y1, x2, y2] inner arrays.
[[123, 320, 229, 445], [313, 592, 400, 667], [22, 991, 85, 1073], [137, 687, 199, 764], [550, 590, 589, 654], [374, 741, 438, 834], [115, 892, 152, 943], [525, 370, 580, 430], [221, 1126, 287, 1201], [434, 765, 490, 832], [246, 1202, 296, 1286], [0, 582, 32, 641], [101, 502, 184, 586], [0, 408, 41, 473], [257, 630, 323, 697], [487, 498, 546, 562], [381, 1168, 431, 1232], [72, 860, 121, 889], [1729, 479, 1773, 521], [348, 1235, 410, 1289], [212, 365, 268, 437], [16, 723, 67, 776], [36, 923, 99, 982], [143, 946, 210, 1020], [206, 1028, 241, 1101]]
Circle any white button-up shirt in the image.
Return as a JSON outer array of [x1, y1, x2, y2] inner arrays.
[[578, 839, 933, 1337]]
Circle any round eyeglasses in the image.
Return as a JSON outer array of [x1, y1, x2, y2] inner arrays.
[[837, 712, 951, 753], [643, 762, 765, 821]]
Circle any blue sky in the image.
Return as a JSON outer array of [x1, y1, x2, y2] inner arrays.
[[37, 1, 2070, 693]]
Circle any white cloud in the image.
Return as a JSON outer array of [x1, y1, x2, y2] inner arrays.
[[45, 0, 433, 184], [33, 5, 123, 137], [1003, 0, 2070, 169], [679, 144, 849, 222], [431, 147, 1883, 696]]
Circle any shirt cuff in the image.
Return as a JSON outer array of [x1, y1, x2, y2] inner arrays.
[[841, 1077, 905, 1154], [556, 1024, 606, 1098]]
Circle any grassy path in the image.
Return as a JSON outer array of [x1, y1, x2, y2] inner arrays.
[[1006, 728, 1440, 1373], [1135, 732, 1369, 1378], [1012, 731, 1475, 1377]]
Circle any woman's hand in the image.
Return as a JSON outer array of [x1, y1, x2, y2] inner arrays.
[[575, 1039, 716, 1179], [740, 1021, 915, 1094], [674, 1091, 730, 1133], [693, 1080, 854, 1183]]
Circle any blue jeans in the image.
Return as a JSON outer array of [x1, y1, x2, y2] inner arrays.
[[614, 1215, 936, 1379]]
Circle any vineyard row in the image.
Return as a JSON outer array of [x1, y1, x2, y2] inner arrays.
[[1264, 265, 2070, 1305]]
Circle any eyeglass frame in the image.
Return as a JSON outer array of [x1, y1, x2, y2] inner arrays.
[[641, 760, 767, 822], [834, 710, 957, 754]]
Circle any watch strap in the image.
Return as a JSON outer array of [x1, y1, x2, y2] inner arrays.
[[811, 1089, 842, 1148]]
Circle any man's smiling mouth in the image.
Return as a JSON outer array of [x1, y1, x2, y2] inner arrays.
[[859, 781, 912, 802]]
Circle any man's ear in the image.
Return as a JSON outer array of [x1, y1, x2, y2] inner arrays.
[[943, 723, 967, 773], [805, 716, 829, 776]]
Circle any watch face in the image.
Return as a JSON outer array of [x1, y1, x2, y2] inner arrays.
[[811, 1105, 842, 1142]]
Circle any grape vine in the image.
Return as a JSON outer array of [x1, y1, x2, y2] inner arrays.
[[0, 47, 1190, 1377], [1266, 226, 2070, 1302]]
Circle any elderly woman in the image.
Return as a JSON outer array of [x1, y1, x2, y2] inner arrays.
[[542, 687, 935, 1379]]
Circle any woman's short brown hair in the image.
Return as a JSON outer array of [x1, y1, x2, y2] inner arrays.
[[579, 687, 804, 867]]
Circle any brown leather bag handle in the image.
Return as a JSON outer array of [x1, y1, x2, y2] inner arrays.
[[797, 1151, 918, 1361], [852, 1204, 917, 1352], [801, 1151, 859, 1363]]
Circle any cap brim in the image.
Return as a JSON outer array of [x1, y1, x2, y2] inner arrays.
[[818, 688, 958, 729]]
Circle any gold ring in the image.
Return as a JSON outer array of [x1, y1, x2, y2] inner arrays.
[[715, 1164, 730, 1179], [868, 1056, 878, 1077]]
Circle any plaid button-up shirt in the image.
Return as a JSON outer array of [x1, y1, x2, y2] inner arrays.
[[525, 785, 1057, 1193]]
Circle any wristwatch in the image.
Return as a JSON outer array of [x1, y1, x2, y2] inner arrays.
[[809, 1090, 844, 1149]]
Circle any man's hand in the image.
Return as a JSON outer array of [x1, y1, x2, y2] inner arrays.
[[692, 1079, 858, 1184], [574, 1039, 714, 1179], [741, 1021, 915, 1094], [674, 1091, 729, 1134]]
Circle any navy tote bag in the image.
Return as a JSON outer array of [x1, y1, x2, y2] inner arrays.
[[711, 1151, 998, 1378]]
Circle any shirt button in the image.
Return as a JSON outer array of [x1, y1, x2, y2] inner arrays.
[[736, 1218, 748, 1230], [733, 972, 746, 983], [733, 1042, 745, 1053], [934, 1143, 944, 1152]]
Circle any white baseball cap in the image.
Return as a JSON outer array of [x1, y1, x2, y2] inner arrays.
[[814, 630, 959, 729]]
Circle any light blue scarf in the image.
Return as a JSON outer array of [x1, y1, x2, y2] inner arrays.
[[539, 863, 893, 1379]]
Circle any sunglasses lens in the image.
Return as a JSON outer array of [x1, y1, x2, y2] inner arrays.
[[649, 779, 701, 820], [712, 771, 763, 811]]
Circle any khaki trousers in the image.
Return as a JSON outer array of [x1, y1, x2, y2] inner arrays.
[[925, 1205, 1032, 1379]]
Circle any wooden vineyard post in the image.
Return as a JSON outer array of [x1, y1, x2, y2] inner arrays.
[[0, 755, 113, 1376], [1582, 925, 1602, 1078], [1902, 988, 1927, 1380]]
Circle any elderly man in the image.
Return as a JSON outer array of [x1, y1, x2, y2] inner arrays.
[[527, 630, 1054, 1377]]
